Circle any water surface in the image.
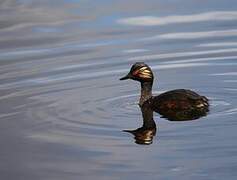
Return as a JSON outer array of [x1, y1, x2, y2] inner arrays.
[[1, 0, 237, 179]]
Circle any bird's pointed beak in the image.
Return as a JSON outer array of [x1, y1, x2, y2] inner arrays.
[[120, 73, 131, 80]]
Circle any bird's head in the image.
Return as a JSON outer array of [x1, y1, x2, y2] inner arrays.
[[120, 62, 154, 83]]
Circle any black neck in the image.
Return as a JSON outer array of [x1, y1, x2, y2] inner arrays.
[[139, 81, 153, 106]]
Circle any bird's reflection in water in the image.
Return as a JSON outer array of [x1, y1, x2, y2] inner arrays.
[[123, 103, 156, 145], [155, 103, 209, 121], [124, 103, 208, 145], [123, 127, 156, 145]]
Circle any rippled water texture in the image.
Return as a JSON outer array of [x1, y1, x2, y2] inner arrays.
[[1, 0, 237, 179]]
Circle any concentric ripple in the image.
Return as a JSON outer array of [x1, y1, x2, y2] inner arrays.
[[1, 1, 237, 179]]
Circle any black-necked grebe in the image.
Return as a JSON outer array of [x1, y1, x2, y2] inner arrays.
[[120, 62, 209, 121]]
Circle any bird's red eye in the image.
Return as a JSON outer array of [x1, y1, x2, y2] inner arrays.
[[132, 69, 140, 76]]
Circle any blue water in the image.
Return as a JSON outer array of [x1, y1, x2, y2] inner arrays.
[[1, 0, 237, 179]]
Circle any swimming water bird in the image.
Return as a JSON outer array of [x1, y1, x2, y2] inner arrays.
[[120, 62, 209, 121]]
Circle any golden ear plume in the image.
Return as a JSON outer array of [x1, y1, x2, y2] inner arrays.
[[138, 67, 152, 79]]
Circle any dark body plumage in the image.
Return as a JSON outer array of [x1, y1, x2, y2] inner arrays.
[[145, 89, 209, 120], [120, 62, 209, 121]]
